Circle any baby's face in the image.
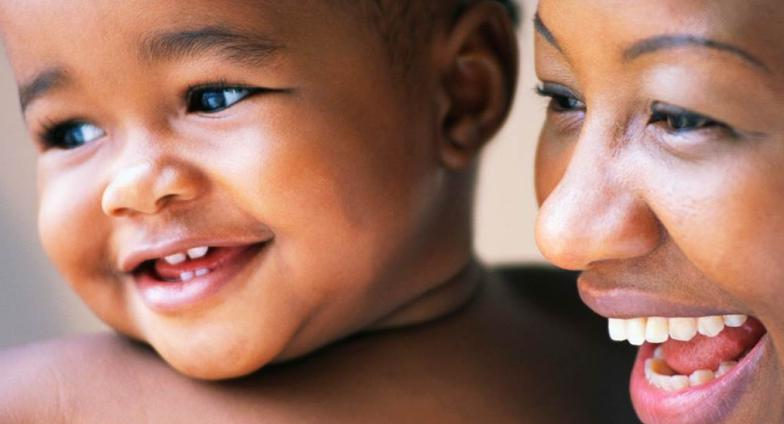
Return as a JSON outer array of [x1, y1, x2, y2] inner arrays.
[[1, 0, 465, 379]]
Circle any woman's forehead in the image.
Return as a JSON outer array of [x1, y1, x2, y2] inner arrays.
[[536, 0, 784, 76]]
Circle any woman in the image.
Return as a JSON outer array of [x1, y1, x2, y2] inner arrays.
[[533, 1, 784, 423]]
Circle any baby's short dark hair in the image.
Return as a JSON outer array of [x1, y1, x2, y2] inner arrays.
[[338, 0, 519, 70]]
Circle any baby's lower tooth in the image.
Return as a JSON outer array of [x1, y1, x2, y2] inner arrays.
[[627, 318, 647, 346], [698, 316, 725, 337], [195, 268, 209, 277], [608, 319, 628, 341], [645, 317, 669, 343], [689, 369, 715, 386], [669, 317, 698, 341], [180, 271, 195, 282]]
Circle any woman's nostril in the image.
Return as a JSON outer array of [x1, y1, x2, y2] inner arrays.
[[535, 207, 589, 270], [535, 188, 662, 269]]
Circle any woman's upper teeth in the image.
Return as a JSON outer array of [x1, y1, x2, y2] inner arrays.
[[163, 246, 210, 265], [608, 315, 748, 345]]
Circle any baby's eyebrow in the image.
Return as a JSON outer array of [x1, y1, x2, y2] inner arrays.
[[19, 67, 68, 113], [139, 26, 284, 67], [18, 27, 284, 113]]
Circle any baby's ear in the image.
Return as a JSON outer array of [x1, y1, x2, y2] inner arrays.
[[436, 1, 518, 170]]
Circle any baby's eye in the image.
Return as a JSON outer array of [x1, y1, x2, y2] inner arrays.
[[649, 103, 722, 133], [42, 121, 105, 150], [187, 86, 258, 113], [536, 84, 586, 113]]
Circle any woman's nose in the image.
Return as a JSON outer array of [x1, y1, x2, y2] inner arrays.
[[101, 158, 205, 217], [535, 138, 661, 271]]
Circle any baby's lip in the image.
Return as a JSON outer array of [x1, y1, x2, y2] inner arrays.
[[577, 273, 744, 319], [119, 233, 274, 274]]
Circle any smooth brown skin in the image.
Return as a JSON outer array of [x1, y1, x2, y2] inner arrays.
[[0, 268, 638, 423], [534, 1, 784, 423], [0, 0, 516, 380], [0, 0, 638, 422]]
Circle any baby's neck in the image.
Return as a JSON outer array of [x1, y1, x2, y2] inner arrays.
[[368, 260, 485, 331]]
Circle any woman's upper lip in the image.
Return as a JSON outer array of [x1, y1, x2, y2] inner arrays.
[[577, 273, 744, 318], [118, 235, 273, 273]]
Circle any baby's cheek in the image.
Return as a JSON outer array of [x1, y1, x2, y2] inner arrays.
[[38, 184, 113, 292], [39, 190, 141, 337]]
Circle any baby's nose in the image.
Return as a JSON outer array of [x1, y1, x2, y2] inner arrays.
[[101, 159, 204, 217]]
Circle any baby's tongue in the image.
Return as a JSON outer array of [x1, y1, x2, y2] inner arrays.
[[661, 318, 765, 375]]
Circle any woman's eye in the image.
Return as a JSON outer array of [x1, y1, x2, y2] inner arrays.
[[42, 121, 105, 150], [536, 84, 586, 113], [187, 86, 257, 113], [550, 94, 585, 112], [649, 103, 721, 133]]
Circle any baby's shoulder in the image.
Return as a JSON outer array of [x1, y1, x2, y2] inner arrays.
[[493, 264, 595, 324], [487, 265, 639, 422], [0, 333, 162, 423]]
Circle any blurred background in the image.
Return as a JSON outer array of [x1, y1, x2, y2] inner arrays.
[[0, 0, 544, 348]]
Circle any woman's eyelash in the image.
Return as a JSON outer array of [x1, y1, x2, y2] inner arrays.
[[648, 102, 735, 136], [535, 84, 586, 112]]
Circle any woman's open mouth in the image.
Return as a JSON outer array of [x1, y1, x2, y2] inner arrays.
[[608, 315, 769, 423], [131, 241, 269, 313]]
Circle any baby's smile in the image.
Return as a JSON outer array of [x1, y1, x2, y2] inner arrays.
[[123, 237, 273, 312], [0, 0, 504, 380]]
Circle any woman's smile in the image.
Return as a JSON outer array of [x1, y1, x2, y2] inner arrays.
[[534, 0, 784, 422]]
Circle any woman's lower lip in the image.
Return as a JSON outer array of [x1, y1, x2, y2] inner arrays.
[[630, 333, 770, 424], [133, 243, 267, 313]]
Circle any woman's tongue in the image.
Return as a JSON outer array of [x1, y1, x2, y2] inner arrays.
[[661, 318, 766, 375]]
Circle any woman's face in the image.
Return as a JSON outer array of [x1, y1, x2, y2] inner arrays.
[[534, 1, 784, 423]]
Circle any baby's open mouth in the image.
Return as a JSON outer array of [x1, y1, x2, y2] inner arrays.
[[128, 241, 270, 312], [608, 315, 767, 391], [134, 245, 255, 283]]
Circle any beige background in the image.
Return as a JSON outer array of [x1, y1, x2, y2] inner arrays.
[[0, 0, 544, 348]]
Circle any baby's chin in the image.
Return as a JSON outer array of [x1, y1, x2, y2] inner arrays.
[[138, 321, 296, 380]]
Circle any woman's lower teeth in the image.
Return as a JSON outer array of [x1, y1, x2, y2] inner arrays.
[[645, 347, 738, 392]]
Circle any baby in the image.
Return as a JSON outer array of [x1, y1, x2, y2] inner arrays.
[[0, 1, 635, 422]]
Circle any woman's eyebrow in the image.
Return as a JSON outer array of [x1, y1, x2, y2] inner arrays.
[[139, 26, 285, 67], [534, 11, 768, 74], [624, 35, 769, 72], [533, 13, 561, 51]]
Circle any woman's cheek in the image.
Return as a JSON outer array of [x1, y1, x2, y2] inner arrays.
[[656, 178, 784, 308]]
